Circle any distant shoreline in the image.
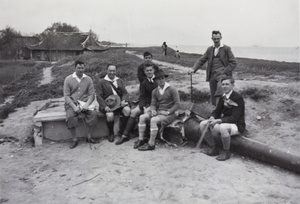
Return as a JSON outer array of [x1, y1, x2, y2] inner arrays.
[[128, 44, 299, 63]]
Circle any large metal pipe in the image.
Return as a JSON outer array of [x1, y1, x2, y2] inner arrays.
[[184, 116, 300, 173]]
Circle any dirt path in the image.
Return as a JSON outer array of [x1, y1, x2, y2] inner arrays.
[[0, 55, 299, 204], [39, 66, 54, 86]]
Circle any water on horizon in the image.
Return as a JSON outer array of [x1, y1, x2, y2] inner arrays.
[[130, 44, 299, 63], [171, 45, 300, 63]]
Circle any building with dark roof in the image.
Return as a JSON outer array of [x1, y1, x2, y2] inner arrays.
[[27, 32, 108, 61]]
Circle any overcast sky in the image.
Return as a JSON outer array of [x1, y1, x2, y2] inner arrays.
[[1, 0, 299, 47]]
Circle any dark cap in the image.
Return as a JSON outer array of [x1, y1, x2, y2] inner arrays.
[[154, 69, 169, 80]]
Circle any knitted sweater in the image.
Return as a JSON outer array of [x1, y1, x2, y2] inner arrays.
[[63, 74, 95, 107], [150, 85, 180, 114]]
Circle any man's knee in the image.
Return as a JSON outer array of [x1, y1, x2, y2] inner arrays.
[[150, 117, 160, 128], [106, 112, 114, 122], [130, 107, 141, 117], [122, 106, 131, 117]]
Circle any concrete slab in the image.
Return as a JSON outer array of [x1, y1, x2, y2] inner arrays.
[[33, 98, 109, 141]]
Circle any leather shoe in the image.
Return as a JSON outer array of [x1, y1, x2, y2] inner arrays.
[[86, 138, 99, 144], [205, 146, 219, 156], [70, 141, 78, 149], [138, 143, 155, 151], [133, 139, 147, 149], [108, 135, 114, 142], [115, 136, 130, 145], [216, 150, 231, 161]]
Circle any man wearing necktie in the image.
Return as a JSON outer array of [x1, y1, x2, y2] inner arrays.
[[190, 30, 237, 106], [95, 65, 131, 143], [199, 77, 246, 161]]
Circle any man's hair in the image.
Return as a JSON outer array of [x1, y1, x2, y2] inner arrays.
[[107, 64, 116, 69], [143, 51, 152, 58], [212, 30, 222, 37], [75, 60, 84, 67], [221, 76, 235, 85], [143, 62, 155, 71]]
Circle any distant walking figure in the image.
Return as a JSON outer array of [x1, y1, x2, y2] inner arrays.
[[162, 42, 168, 56]]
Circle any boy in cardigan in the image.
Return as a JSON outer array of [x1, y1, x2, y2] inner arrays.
[[63, 60, 99, 149], [136, 69, 180, 151], [95, 64, 131, 143], [200, 77, 245, 161]]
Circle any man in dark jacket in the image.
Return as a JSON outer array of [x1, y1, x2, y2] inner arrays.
[[95, 64, 131, 143], [191, 30, 237, 106], [200, 77, 245, 161]]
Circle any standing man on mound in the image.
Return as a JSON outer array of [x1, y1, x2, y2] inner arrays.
[[63, 60, 99, 149], [190, 30, 237, 106], [137, 51, 159, 84], [135, 69, 180, 151], [95, 64, 131, 143], [199, 77, 245, 161]]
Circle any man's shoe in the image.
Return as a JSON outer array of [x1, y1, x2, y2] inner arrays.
[[216, 150, 231, 161], [133, 139, 147, 149], [205, 146, 219, 156], [115, 136, 130, 145], [86, 138, 99, 144], [108, 135, 114, 142], [138, 143, 155, 151], [70, 141, 78, 149]]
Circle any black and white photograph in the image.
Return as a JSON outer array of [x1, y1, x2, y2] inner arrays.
[[0, 0, 299, 203]]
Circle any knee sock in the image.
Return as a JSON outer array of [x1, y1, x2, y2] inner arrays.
[[120, 116, 129, 136], [138, 123, 146, 140], [221, 136, 231, 150], [107, 121, 114, 136], [123, 117, 136, 137], [148, 128, 158, 146]]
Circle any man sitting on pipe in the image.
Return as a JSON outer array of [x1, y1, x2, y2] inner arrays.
[[200, 76, 245, 161]]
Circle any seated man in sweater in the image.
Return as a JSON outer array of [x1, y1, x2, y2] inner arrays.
[[63, 60, 99, 149], [200, 76, 245, 161], [135, 69, 180, 151], [115, 63, 158, 145], [95, 64, 131, 143]]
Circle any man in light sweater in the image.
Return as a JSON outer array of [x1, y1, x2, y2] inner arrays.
[[63, 60, 98, 149], [135, 69, 180, 151]]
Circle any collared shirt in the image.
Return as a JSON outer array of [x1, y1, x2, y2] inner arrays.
[[104, 75, 119, 95], [147, 75, 155, 83], [213, 43, 224, 56], [223, 90, 233, 100], [72, 72, 87, 83], [158, 82, 170, 95]]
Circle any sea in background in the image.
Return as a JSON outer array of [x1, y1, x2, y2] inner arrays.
[[130, 44, 299, 63]]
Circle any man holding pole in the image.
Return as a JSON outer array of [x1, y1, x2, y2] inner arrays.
[[190, 30, 237, 106], [199, 76, 245, 161]]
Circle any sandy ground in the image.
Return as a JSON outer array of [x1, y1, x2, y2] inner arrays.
[[0, 55, 299, 204]]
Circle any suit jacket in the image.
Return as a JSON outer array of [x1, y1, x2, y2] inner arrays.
[[211, 91, 246, 133], [95, 78, 128, 112], [193, 45, 237, 81]]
